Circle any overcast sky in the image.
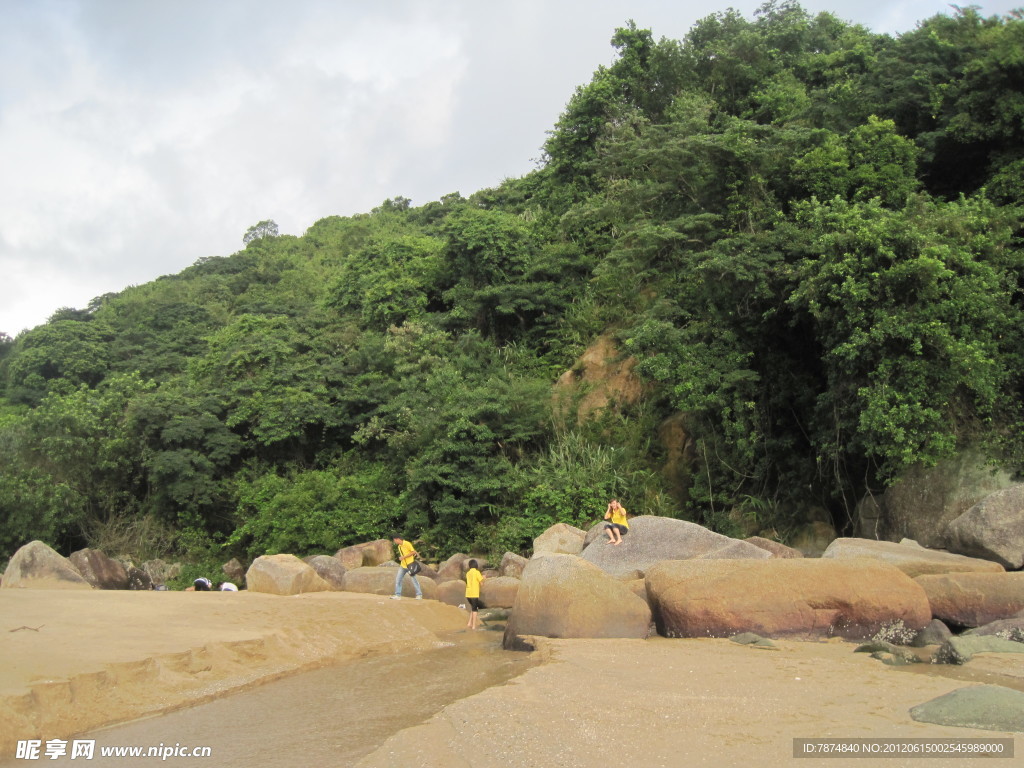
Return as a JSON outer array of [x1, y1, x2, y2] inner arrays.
[[1, 0, 1020, 336]]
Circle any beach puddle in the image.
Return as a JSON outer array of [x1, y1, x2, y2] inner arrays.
[[5, 629, 534, 767]]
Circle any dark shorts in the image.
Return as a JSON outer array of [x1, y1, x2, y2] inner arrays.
[[467, 597, 482, 612], [605, 523, 628, 535]]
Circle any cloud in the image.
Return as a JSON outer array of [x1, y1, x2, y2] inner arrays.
[[0, 0, 1019, 336]]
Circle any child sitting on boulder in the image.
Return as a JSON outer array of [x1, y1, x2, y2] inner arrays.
[[604, 499, 629, 545]]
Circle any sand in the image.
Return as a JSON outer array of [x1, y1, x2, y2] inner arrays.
[[1, 589, 1020, 766]]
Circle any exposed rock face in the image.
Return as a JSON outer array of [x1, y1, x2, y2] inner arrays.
[[745, 537, 803, 559], [821, 537, 1004, 578], [914, 572, 1024, 628], [221, 558, 246, 584], [305, 555, 347, 590], [855, 451, 1015, 548], [1, 541, 92, 590], [436, 553, 470, 581], [534, 523, 587, 557], [245, 554, 333, 596], [125, 566, 153, 591], [334, 539, 394, 570], [69, 548, 129, 590], [341, 566, 438, 600], [945, 485, 1024, 570], [499, 552, 528, 579], [552, 333, 648, 425], [503, 554, 651, 649], [646, 558, 931, 640], [580, 516, 770, 578], [144, 559, 182, 587], [480, 576, 520, 609]]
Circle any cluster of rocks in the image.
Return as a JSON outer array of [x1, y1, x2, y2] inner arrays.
[[0, 542, 181, 591]]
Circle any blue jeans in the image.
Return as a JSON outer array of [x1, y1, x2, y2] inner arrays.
[[394, 566, 422, 597]]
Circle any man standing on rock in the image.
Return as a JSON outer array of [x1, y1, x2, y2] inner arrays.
[[391, 535, 423, 600]]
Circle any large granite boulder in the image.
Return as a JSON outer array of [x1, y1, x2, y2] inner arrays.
[[436, 553, 470, 581], [581, 516, 770, 578], [935, 634, 1024, 664], [305, 555, 346, 590], [436, 579, 466, 606], [945, 485, 1024, 570], [1, 541, 92, 590], [646, 558, 931, 640], [499, 551, 528, 579], [914, 572, 1024, 628], [910, 685, 1024, 733], [69, 548, 129, 589], [245, 554, 333, 595], [533, 523, 586, 556], [334, 539, 394, 570], [144, 558, 182, 587], [503, 554, 651, 649], [745, 536, 803, 559], [821, 538, 1004, 578], [342, 566, 438, 600], [221, 558, 246, 584], [855, 451, 1015, 548], [481, 576, 520, 609]]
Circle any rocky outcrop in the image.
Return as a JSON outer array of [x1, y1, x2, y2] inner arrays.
[[911, 619, 953, 648], [342, 566, 438, 600], [499, 551, 528, 579], [305, 555, 347, 590], [503, 554, 651, 649], [935, 634, 1024, 664], [335, 539, 393, 570], [534, 523, 587, 557], [436, 553, 470, 581], [480, 576, 520, 609], [552, 333, 648, 425], [821, 538, 1004, 578], [436, 579, 466, 606], [245, 554, 333, 596], [580, 516, 770, 578], [1, 541, 92, 590], [855, 451, 1014, 548], [914, 572, 1024, 628], [910, 685, 1024, 733], [646, 558, 931, 640], [221, 558, 246, 584], [745, 537, 803, 559], [945, 485, 1024, 570], [69, 548, 129, 590]]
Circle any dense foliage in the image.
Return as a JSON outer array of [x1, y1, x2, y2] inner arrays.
[[2, 2, 1022, 566]]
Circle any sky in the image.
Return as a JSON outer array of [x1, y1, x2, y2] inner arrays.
[[1, 0, 1020, 337]]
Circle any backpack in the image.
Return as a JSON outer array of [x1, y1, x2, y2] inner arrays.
[[407, 560, 422, 575]]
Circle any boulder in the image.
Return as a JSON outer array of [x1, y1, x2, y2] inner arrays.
[[221, 558, 246, 584], [910, 685, 1024, 733], [69, 548, 129, 589], [945, 485, 1024, 570], [911, 619, 954, 648], [581, 516, 770, 578], [788, 520, 837, 557], [966, 616, 1024, 640], [503, 554, 651, 649], [533, 523, 586, 557], [480, 576, 520, 609], [499, 551, 528, 579], [245, 554, 333, 596], [125, 565, 153, 590], [144, 558, 182, 586], [334, 539, 394, 570], [305, 555, 347, 590], [745, 537, 803, 559], [436, 553, 470, 581], [914, 572, 1024, 628], [935, 634, 1024, 665], [1, 541, 92, 590], [437, 579, 466, 607], [856, 451, 1014, 548], [341, 566, 438, 600], [646, 558, 931, 640], [821, 538, 1004, 578]]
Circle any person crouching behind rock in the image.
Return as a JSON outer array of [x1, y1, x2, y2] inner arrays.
[[193, 577, 212, 591], [465, 559, 485, 630], [604, 499, 629, 545]]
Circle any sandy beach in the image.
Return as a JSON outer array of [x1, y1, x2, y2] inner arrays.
[[1, 589, 1020, 766]]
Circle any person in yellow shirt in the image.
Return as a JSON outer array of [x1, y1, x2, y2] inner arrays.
[[464, 559, 485, 630], [603, 499, 629, 545], [391, 535, 423, 599]]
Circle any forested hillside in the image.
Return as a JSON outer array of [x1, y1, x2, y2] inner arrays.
[[2, 2, 1022, 573]]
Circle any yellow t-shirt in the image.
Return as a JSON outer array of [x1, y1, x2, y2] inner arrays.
[[465, 568, 484, 599], [611, 507, 628, 528], [397, 540, 417, 568]]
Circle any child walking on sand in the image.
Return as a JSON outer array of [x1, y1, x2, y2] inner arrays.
[[465, 559, 485, 630]]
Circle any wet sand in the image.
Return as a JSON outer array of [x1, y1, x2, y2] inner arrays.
[[1, 589, 1020, 767]]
